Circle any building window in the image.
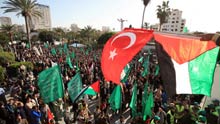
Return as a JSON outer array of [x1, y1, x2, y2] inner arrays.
[[181, 23, 184, 25], [172, 21, 175, 23], [171, 25, 174, 27], [175, 29, 178, 31], [171, 29, 174, 32], [176, 21, 179, 23]]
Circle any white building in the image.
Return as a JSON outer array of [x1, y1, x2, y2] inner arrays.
[[161, 9, 186, 33], [31, 4, 51, 30], [70, 24, 80, 32], [0, 17, 12, 26]]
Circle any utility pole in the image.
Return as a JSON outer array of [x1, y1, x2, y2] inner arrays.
[[117, 18, 127, 31]]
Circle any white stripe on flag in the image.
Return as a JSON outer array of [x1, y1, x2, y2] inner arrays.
[[172, 59, 192, 94]]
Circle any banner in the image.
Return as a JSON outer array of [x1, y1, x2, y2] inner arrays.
[[67, 73, 82, 102], [38, 65, 64, 103]]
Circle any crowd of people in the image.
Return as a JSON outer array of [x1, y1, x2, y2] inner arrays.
[[0, 42, 219, 124]]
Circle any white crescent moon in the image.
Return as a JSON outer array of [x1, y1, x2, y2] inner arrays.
[[111, 32, 136, 49]]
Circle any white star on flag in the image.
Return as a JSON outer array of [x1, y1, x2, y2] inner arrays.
[[109, 48, 117, 60]]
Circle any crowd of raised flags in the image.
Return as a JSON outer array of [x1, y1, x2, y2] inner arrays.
[[0, 28, 220, 124]]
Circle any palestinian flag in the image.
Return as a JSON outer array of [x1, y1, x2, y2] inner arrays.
[[84, 80, 100, 95], [154, 33, 219, 97]]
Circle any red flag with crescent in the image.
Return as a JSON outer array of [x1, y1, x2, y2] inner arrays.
[[101, 28, 153, 84]]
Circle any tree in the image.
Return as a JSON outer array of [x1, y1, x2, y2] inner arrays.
[[2, 0, 42, 48], [38, 30, 54, 43], [53, 28, 65, 41], [97, 32, 115, 45], [141, 0, 151, 28], [79, 26, 96, 44], [0, 32, 9, 46], [156, 1, 171, 31], [0, 24, 15, 42]]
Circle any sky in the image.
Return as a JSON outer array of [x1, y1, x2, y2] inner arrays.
[[0, 0, 219, 33]]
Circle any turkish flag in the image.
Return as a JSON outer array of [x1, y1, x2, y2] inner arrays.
[[101, 28, 153, 84]]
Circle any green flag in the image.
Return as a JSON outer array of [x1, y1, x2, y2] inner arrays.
[[67, 73, 82, 102], [38, 65, 64, 103], [142, 83, 148, 108], [63, 43, 68, 54], [66, 54, 73, 69], [143, 91, 154, 121], [71, 51, 76, 59], [141, 55, 150, 77], [51, 48, 57, 55], [44, 42, 49, 48], [121, 64, 132, 83], [129, 83, 137, 117], [85, 49, 89, 55], [58, 44, 63, 55], [109, 85, 122, 111], [26, 43, 30, 48], [154, 65, 160, 76], [138, 56, 144, 63]]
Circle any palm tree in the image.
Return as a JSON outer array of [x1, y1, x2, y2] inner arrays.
[[1, 0, 42, 48], [156, 1, 171, 31], [0, 24, 15, 42], [141, 0, 151, 28], [79, 26, 96, 44], [53, 28, 65, 41]]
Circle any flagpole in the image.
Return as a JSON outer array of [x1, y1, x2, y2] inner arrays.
[[201, 96, 207, 109]]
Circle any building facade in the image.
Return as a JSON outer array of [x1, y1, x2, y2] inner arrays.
[[0, 17, 12, 26], [31, 4, 51, 30], [161, 9, 186, 33]]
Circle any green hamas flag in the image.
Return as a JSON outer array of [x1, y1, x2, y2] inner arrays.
[[109, 85, 122, 111], [121, 64, 132, 83], [129, 83, 137, 118], [63, 43, 68, 54], [154, 64, 160, 76], [51, 48, 57, 55], [38, 65, 64, 103], [141, 55, 150, 77], [138, 56, 144, 63], [66, 54, 73, 69], [71, 52, 76, 59], [58, 44, 63, 55], [44, 42, 49, 48], [142, 91, 154, 121], [67, 73, 82, 102], [142, 83, 148, 109]]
